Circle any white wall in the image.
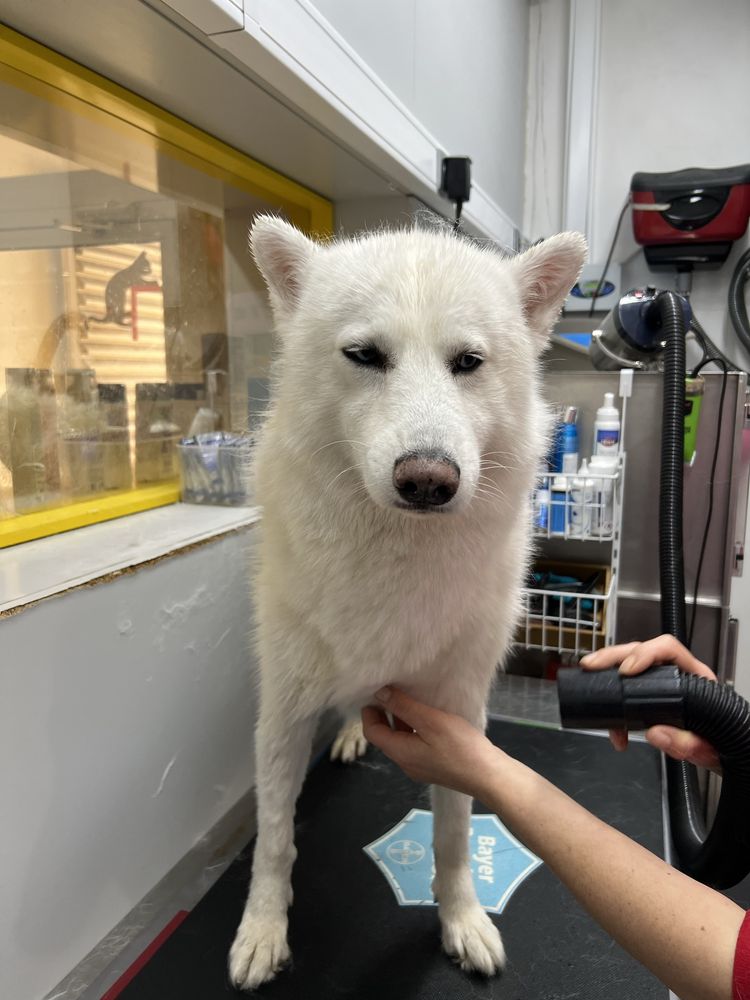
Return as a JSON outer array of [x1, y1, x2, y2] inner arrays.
[[523, 0, 570, 240], [310, 0, 530, 229], [526, 0, 750, 337], [584, 0, 750, 371], [591, 0, 750, 355], [0, 531, 259, 1000]]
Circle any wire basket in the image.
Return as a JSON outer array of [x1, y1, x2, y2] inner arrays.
[[532, 456, 622, 542], [177, 432, 254, 506], [519, 564, 615, 655]]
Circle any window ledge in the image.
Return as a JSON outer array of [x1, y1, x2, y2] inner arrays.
[[0, 503, 261, 615]]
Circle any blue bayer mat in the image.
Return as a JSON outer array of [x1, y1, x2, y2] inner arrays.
[[114, 719, 667, 999]]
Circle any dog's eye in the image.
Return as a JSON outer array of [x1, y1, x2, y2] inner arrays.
[[342, 346, 389, 370], [452, 353, 484, 374]]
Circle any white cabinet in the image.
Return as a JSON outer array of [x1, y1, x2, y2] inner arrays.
[[160, 0, 243, 34], [156, 0, 526, 245]]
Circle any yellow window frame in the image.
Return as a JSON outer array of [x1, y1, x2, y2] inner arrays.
[[0, 25, 333, 549]]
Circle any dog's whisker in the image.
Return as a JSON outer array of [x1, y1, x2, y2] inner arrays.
[[472, 492, 502, 510], [352, 494, 376, 513], [311, 439, 368, 459], [477, 484, 504, 500], [478, 480, 503, 497], [480, 461, 521, 473], [324, 464, 363, 492], [477, 476, 507, 494], [474, 485, 512, 511], [480, 450, 521, 460]]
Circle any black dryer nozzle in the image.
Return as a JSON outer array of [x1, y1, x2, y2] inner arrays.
[[557, 664, 685, 732]]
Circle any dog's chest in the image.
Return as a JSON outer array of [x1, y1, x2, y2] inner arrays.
[[290, 516, 517, 674]]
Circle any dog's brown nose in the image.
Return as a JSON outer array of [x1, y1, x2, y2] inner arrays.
[[393, 453, 460, 506]]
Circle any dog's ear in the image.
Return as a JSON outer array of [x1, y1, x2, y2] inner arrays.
[[511, 232, 587, 347], [249, 215, 318, 319]]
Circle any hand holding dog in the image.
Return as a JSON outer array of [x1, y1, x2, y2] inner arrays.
[[361, 687, 502, 802], [580, 633, 721, 773], [362, 675, 742, 1000]]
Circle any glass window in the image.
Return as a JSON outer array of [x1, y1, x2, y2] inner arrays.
[[0, 29, 331, 545]]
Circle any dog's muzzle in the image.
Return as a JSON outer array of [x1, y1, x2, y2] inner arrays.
[[392, 452, 460, 508]]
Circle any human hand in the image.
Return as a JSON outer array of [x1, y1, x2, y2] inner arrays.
[[361, 687, 503, 801], [580, 634, 721, 773]]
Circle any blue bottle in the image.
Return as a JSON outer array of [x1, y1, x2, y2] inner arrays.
[[560, 406, 579, 474], [549, 406, 579, 473], [550, 476, 568, 534]]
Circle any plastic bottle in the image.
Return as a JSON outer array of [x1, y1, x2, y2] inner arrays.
[[589, 454, 618, 536], [593, 392, 620, 457], [560, 406, 579, 474], [569, 460, 594, 537], [550, 475, 568, 535], [535, 484, 550, 531], [547, 407, 564, 472]]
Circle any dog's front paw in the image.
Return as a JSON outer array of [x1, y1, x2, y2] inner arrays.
[[440, 905, 505, 976], [228, 916, 290, 991], [330, 719, 367, 763]]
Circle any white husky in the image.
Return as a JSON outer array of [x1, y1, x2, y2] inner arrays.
[[229, 216, 586, 990]]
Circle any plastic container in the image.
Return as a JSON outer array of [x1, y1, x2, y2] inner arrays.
[[593, 392, 620, 456], [135, 383, 180, 485], [548, 410, 564, 473], [569, 460, 594, 537], [5, 367, 61, 513], [684, 376, 705, 465], [59, 369, 105, 498], [550, 475, 568, 534], [589, 454, 618, 536], [98, 383, 131, 492], [548, 405, 579, 473], [177, 431, 254, 506], [535, 485, 550, 531], [560, 410, 579, 474]]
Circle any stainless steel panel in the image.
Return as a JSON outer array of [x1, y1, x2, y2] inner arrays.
[[544, 371, 746, 667], [616, 596, 723, 677]]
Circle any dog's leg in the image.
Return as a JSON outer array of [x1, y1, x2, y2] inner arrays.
[[429, 682, 505, 976], [330, 715, 367, 763], [229, 695, 317, 991]]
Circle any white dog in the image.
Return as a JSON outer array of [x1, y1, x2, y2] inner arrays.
[[229, 216, 586, 990]]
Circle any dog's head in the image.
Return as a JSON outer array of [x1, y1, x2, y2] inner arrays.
[[250, 216, 586, 517]]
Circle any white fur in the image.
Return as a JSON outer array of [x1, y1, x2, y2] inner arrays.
[[229, 218, 586, 990]]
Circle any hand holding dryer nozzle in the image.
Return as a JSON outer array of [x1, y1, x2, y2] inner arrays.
[[557, 663, 750, 889]]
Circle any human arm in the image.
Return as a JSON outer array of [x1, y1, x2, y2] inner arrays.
[[580, 634, 721, 773], [362, 687, 743, 1000]]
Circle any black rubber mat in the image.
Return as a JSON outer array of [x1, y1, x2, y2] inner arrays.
[[117, 720, 667, 999]]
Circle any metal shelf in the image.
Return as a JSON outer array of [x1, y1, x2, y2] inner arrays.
[[518, 377, 630, 657]]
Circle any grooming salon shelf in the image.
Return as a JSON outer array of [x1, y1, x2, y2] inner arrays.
[[532, 455, 624, 543], [520, 569, 616, 654], [519, 448, 625, 657]]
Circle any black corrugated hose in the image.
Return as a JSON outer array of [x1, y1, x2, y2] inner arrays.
[[656, 290, 750, 889], [559, 291, 750, 887], [657, 291, 688, 643], [557, 662, 750, 887], [728, 246, 750, 357]]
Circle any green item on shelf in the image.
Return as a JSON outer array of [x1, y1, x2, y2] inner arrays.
[[684, 376, 704, 466]]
